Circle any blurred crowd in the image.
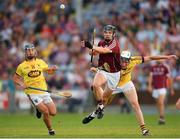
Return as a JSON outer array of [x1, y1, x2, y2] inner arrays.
[[0, 0, 179, 112]]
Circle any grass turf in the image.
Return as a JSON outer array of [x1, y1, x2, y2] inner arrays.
[[0, 113, 179, 138]]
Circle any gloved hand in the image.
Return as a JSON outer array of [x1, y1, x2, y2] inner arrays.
[[84, 41, 93, 49]]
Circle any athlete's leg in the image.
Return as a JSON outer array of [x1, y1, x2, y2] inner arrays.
[[103, 87, 122, 106], [124, 88, 145, 126], [42, 94, 57, 116], [82, 72, 106, 124], [176, 98, 180, 109], [156, 94, 166, 124], [103, 86, 113, 104], [28, 94, 55, 135], [94, 86, 113, 119], [83, 85, 112, 123], [92, 72, 107, 103], [46, 102, 57, 116], [36, 103, 53, 132], [124, 88, 149, 136]]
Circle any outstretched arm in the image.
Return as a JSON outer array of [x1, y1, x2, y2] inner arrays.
[[144, 55, 177, 62], [92, 46, 112, 54], [81, 41, 112, 54], [148, 73, 153, 93], [167, 73, 175, 96], [44, 65, 58, 74]]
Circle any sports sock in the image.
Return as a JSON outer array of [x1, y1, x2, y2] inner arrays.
[[91, 111, 97, 117], [140, 124, 147, 132], [160, 115, 164, 120], [98, 104, 104, 109]]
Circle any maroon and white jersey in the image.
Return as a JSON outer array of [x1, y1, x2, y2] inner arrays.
[[98, 38, 121, 73], [150, 63, 169, 89]]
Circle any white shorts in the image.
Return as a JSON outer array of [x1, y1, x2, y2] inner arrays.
[[152, 88, 167, 99], [27, 93, 53, 106], [98, 69, 120, 90], [112, 81, 135, 94]]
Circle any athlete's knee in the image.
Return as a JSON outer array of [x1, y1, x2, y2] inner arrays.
[[92, 83, 101, 90], [50, 110, 57, 116], [50, 112, 56, 116]]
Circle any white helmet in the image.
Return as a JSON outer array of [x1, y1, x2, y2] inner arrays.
[[121, 51, 131, 61]]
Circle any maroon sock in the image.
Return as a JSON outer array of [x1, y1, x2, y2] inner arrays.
[[97, 100, 103, 105], [160, 116, 164, 119]]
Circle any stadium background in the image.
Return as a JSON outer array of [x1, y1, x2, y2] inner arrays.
[[0, 0, 179, 115]]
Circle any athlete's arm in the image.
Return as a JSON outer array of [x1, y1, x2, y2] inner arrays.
[[88, 49, 99, 55], [12, 73, 27, 89], [44, 65, 58, 74], [144, 55, 177, 62], [81, 40, 113, 54], [167, 74, 174, 96], [148, 73, 153, 93], [166, 64, 174, 96], [92, 45, 112, 54]]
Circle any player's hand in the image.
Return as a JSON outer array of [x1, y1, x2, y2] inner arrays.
[[81, 40, 93, 49], [90, 67, 97, 73], [20, 83, 28, 90], [89, 49, 98, 56], [46, 65, 58, 74], [168, 55, 178, 60], [51, 65, 58, 71]]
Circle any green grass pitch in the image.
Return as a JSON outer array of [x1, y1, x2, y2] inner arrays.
[[0, 113, 179, 138]]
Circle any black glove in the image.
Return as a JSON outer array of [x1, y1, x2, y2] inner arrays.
[[84, 41, 93, 49]]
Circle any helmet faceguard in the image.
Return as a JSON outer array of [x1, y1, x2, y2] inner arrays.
[[24, 43, 35, 50], [103, 25, 116, 34], [120, 51, 131, 62]]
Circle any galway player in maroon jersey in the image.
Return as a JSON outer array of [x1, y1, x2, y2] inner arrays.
[[81, 25, 121, 124], [148, 61, 174, 125]]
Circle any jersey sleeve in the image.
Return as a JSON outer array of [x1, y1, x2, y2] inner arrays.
[[16, 64, 23, 77], [131, 56, 143, 65], [40, 59, 48, 70]]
